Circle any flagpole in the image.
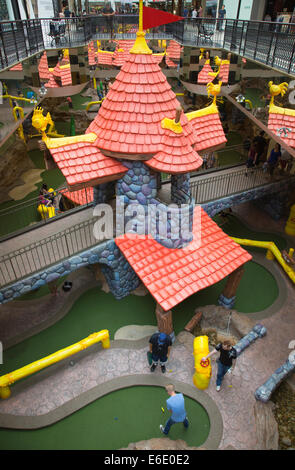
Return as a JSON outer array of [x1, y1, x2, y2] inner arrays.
[[139, 0, 143, 33], [130, 0, 152, 54]]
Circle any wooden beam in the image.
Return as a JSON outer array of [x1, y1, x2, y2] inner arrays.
[[225, 93, 295, 160], [155, 303, 174, 336], [222, 265, 245, 299]]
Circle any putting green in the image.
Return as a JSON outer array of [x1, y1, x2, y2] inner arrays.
[[0, 146, 66, 238], [0, 386, 210, 450]]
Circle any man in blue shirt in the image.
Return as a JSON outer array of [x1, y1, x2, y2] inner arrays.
[[160, 384, 189, 435]]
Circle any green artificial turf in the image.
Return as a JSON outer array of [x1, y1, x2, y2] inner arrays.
[[58, 94, 90, 112], [0, 386, 210, 450], [244, 88, 265, 109], [0, 145, 66, 238], [213, 214, 287, 253], [217, 131, 245, 167]]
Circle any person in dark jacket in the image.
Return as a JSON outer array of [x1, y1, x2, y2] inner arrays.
[[149, 332, 172, 374]]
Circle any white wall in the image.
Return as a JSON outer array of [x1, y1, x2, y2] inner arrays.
[[37, 0, 55, 18]]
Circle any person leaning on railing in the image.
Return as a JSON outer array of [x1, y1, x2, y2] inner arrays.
[[102, 2, 115, 38]]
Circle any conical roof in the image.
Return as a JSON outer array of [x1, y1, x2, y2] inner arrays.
[[86, 52, 187, 155]]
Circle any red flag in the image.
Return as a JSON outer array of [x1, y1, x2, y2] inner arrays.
[[143, 6, 183, 30]]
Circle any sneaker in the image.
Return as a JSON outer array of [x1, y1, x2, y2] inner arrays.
[[161, 365, 166, 373], [216, 385, 221, 392], [150, 364, 157, 372], [160, 425, 165, 434]]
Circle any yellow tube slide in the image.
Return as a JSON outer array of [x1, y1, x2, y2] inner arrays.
[[193, 336, 212, 390], [0, 330, 110, 399], [231, 237, 295, 284]]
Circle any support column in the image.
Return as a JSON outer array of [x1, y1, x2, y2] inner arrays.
[[155, 303, 175, 342], [218, 265, 245, 309]]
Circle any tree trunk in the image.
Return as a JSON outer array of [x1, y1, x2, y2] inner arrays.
[[155, 303, 173, 335]]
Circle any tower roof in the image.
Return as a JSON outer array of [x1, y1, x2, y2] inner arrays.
[[268, 103, 295, 148], [115, 207, 252, 311]]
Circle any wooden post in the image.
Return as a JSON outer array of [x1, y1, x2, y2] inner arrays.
[[222, 265, 245, 299], [155, 303, 173, 336]]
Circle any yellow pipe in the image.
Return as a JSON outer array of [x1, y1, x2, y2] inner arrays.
[[231, 237, 295, 284], [175, 93, 184, 96], [12, 106, 24, 121], [93, 77, 97, 90], [0, 94, 34, 105], [0, 329, 110, 399], [86, 99, 104, 111], [193, 336, 212, 390]]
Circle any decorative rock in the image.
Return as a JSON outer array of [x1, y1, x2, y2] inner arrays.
[[176, 331, 195, 353], [253, 401, 279, 450], [120, 438, 203, 450], [282, 437, 292, 447]]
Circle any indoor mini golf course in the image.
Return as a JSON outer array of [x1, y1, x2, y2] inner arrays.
[[0, 217, 288, 449]]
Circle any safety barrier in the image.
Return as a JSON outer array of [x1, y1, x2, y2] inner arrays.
[[1, 16, 295, 75], [0, 329, 110, 399]]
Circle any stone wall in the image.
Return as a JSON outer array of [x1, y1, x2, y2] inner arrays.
[[202, 177, 295, 218], [0, 239, 140, 304]]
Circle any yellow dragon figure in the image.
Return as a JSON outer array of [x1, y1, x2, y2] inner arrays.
[[207, 80, 222, 104], [268, 81, 289, 105]]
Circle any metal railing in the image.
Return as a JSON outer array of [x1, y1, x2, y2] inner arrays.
[[0, 184, 94, 241], [0, 16, 295, 75], [0, 214, 110, 288], [189, 166, 291, 204]]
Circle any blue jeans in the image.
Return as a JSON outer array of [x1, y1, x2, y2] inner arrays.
[[162, 416, 189, 435], [151, 353, 167, 366], [216, 361, 230, 386]]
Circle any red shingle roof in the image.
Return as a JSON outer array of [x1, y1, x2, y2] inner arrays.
[[48, 139, 128, 188], [63, 187, 94, 205], [9, 63, 23, 71], [44, 74, 60, 88], [113, 40, 135, 67], [219, 63, 229, 84], [60, 66, 72, 87], [88, 42, 96, 66], [186, 104, 227, 151], [268, 105, 295, 148], [86, 53, 184, 155], [198, 63, 214, 84], [146, 115, 203, 174], [165, 56, 178, 68], [115, 207, 252, 311], [97, 50, 114, 65], [38, 52, 50, 81], [166, 40, 182, 61]]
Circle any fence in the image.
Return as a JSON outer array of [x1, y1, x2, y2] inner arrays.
[[0, 16, 295, 74], [0, 214, 111, 288], [0, 184, 94, 241], [190, 166, 284, 204]]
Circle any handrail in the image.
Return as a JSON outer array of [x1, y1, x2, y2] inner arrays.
[[231, 237, 295, 284], [0, 16, 295, 74], [0, 329, 110, 399]]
